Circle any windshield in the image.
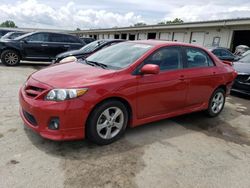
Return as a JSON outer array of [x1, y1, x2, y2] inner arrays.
[[86, 42, 153, 69], [240, 53, 250, 63], [80, 40, 106, 53]]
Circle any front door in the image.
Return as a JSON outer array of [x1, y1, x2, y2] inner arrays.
[[21, 33, 50, 59], [136, 46, 188, 119]]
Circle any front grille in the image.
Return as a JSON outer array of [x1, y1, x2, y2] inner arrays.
[[25, 85, 45, 98], [23, 110, 38, 126], [236, 75, 250, 83]]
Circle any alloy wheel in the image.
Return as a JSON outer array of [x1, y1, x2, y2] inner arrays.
[[211, 92, 225, 114], [5, 52, 19, 65], [96, 107, 124, 139]]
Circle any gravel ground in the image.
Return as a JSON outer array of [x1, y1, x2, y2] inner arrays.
[[0, 62, 250, 188]]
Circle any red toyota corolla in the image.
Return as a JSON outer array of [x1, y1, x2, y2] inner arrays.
[[19, 40, 237, 145]]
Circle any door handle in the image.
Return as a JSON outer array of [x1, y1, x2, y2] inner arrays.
[[41, 44, 48, 47], [64, 45, 70, 48]]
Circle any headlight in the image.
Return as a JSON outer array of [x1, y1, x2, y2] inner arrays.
[[46, 88, 88, 101]]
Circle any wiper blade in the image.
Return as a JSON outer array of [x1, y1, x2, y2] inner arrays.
[[84, 60, 107, 69]]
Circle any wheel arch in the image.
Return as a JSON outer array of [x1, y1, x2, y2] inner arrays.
[[1, 47, 22, 58], [86, 96, 133, 128]]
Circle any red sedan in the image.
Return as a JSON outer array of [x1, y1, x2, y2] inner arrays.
[[19, 40, 237, 145]]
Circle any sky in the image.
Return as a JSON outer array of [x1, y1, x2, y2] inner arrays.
[[0, 0, 250, 30]]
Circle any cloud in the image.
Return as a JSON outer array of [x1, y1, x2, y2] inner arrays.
[[0, 0, 143, 29], [164, 2, 250, 22], [0, 0, 250, 29]]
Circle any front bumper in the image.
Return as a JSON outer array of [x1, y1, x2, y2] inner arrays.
[[19, 78, 88, 141]]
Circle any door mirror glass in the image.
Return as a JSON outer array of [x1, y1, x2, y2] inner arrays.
[[140, 64, 160, 75]]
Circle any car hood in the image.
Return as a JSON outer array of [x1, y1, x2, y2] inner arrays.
[[31, 62, 117, 88], [233, 62, 250, 74], [56, 49, 87, 58]]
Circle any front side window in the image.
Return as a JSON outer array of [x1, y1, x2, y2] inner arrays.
[[143, 47, 182, 71], [25, 33, 49, 42], [86, 42, 153, 69], [185, 47, 214, 68]]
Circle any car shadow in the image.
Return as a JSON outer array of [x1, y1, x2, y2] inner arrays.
[[230, 91, 250, 100], [23, 117, 191, 160], [23, 105, 250, 161], [0, 61, 51, 70]]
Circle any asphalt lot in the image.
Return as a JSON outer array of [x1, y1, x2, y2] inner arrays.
[[0, 61, 250, 188]]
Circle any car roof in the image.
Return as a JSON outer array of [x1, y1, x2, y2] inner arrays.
[[98, 39, 125, 42], [128, 40, 205, 48], [207, 47, 230, 51]]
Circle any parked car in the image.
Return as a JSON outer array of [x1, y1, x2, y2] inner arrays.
[[1, 31, 27, 40], [80, 37, 95, 44], [208, 47, 238, 61], [234, 45, 249, 56], [19, 41, 237, 145], [53, 39, 124, 64], [0, 31, 85, 66], [232, 53, 250, 96]]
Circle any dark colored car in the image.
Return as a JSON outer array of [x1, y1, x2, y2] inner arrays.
[[209, 47, 238, 61], [19, 40, 237, 145], [0, 32, 85, 66], [232, 54, 250, 96], [53, 39, 124, 64], [80, 37, 95, 44], [1, 31, 27, 40]]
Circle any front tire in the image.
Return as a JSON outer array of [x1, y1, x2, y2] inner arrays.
[[206, 88, 226, 117], [1, 50, 20, 66], [86, 100, 128, 145]]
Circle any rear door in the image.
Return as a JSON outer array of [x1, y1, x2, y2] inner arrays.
[[182, 47, 221, 107], [136, 46, 188, 118], [48, 33, 84, 58], [47, 33, 67, 58]]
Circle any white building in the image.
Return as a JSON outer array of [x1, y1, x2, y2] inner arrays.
[[70, 18, 250, 51]]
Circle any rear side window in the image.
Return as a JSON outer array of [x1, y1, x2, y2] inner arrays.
[[144, 47, 182, 71], [63, 35, 81, 43], [49, 34, 80, 43], [185, 47, 214, 68], [49, 33, 65, 42]]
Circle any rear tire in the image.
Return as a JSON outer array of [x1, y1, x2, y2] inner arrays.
[[86, 100, 128, 145], [1, 50, 20, 66], [206, 88, 226, 117]]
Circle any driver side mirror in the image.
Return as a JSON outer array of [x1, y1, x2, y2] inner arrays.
[[140, 64, 160, 75]]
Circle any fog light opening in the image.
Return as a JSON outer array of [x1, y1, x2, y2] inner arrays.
[[48, 118, 60, 130]]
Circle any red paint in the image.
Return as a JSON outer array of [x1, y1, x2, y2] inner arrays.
[[19, 41, 237, 141]]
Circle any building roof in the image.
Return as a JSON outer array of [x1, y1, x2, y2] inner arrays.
[[70, 18, 250, 34]]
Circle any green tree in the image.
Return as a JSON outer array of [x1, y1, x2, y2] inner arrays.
[[157, 18, 184, 25], [133, 22, 147, 27], [76, 28, 81, 31], [0, 20, 18, 28]]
